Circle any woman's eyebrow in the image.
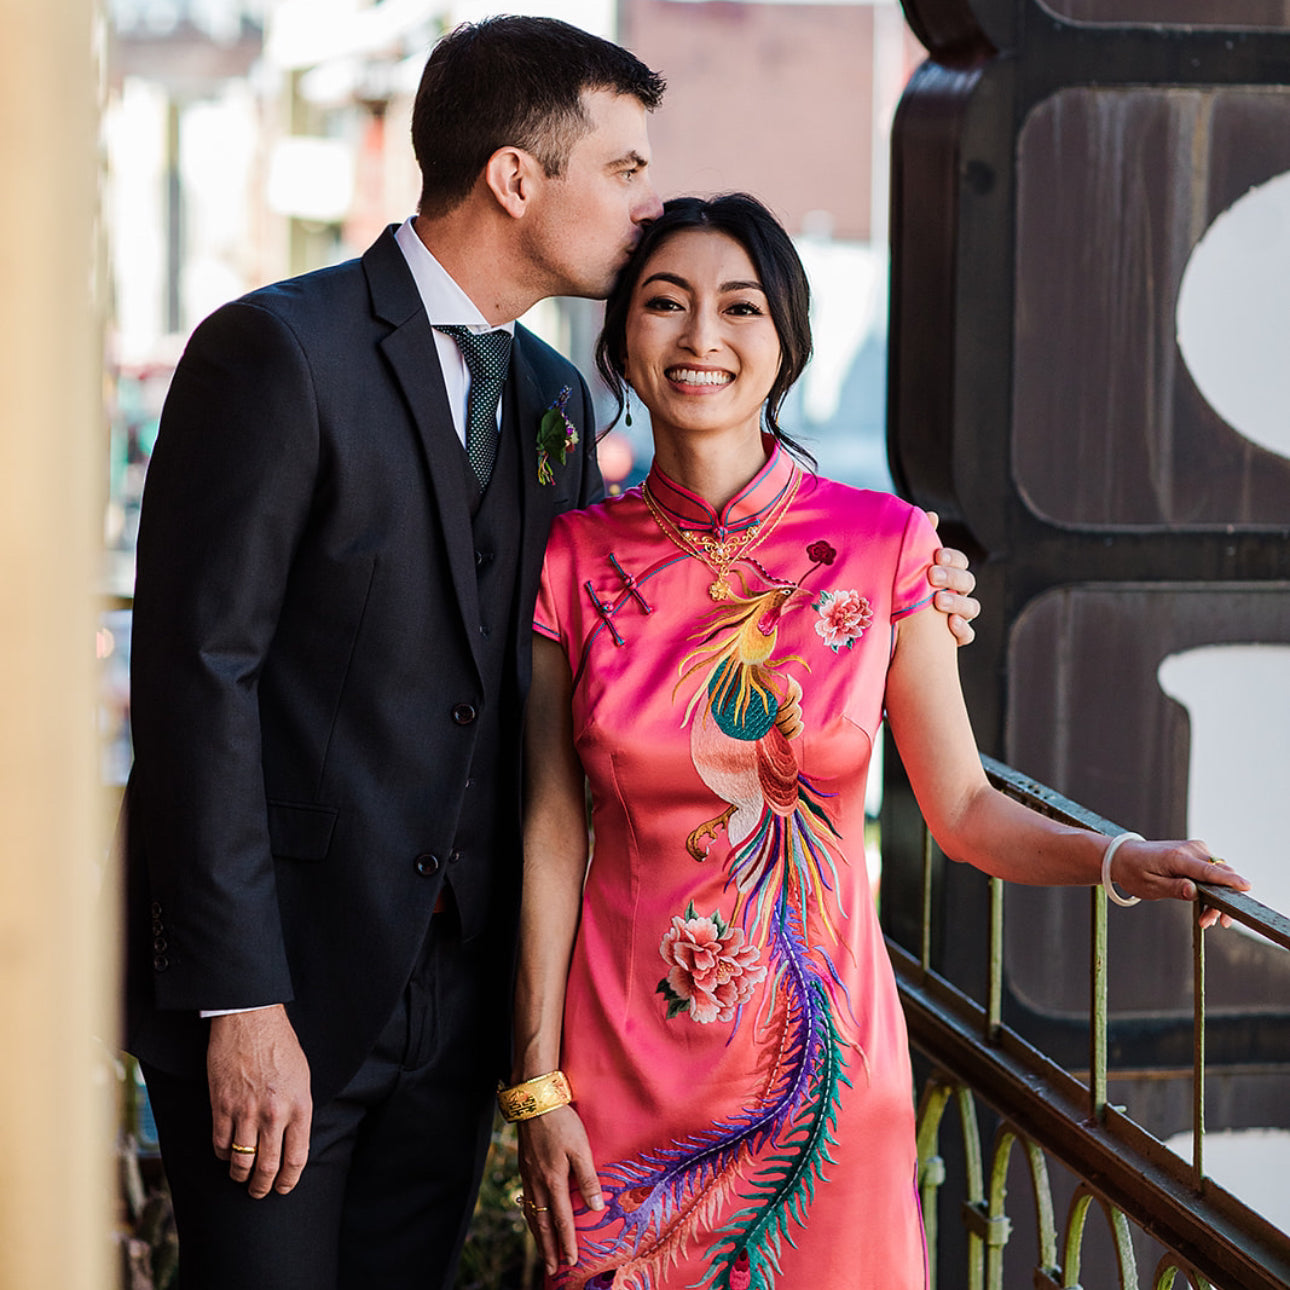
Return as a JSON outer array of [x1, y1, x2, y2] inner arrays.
[[641, 271, 689, 289], [639, 273, 765, 293]]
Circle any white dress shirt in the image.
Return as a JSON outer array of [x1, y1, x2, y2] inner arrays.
[[394, 216, 516, 447]]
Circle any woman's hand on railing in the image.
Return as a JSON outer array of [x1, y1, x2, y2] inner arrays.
[[1108, 837, 1251, 928]]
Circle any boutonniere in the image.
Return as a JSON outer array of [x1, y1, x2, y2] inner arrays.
[[537, 386, 579, 485]]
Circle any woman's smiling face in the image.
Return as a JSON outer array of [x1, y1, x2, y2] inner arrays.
[[623, 228, 783, 448]]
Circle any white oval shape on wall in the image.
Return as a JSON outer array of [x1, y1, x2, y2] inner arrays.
[[1156, 643, 1290, 931], [1176, 170, 1290, 461]]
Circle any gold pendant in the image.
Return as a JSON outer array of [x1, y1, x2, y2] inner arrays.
[[709, 577, 733, 601]]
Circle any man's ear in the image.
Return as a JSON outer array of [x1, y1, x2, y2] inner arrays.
[[483, 146, 539, 219]]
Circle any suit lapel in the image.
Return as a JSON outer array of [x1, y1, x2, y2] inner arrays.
[[364, 229, 483, 677]]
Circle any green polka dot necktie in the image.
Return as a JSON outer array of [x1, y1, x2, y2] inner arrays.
[[435, 324, 513, 488]]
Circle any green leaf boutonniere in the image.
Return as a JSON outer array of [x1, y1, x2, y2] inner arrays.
[[537, 386, 579, 485]]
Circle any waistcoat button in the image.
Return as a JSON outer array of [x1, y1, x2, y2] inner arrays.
[[451, 703, 477, 725]]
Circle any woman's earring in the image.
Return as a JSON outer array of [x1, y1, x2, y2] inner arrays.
[[624, 385, 633, 428]]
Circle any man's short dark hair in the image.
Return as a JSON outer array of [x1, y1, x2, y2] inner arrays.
[[412, 16, 665, 219]]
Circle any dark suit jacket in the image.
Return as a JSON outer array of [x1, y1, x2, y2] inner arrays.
[[125, 227, 602, 1103]]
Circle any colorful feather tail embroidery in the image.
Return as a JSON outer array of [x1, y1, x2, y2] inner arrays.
[[574, 906, 851, 1289]]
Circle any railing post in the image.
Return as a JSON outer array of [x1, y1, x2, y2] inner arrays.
[[987, 877, 1003, 1043], [916, 1076, 955, 1290], [1091, 884, 1109, 1117], [1192, 899, 1206, 1190]]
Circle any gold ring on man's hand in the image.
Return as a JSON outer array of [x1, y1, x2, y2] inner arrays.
[[229, 1143, 258, 1155]]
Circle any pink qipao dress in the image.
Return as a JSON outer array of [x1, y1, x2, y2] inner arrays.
[[533, 444, 936, 1290]]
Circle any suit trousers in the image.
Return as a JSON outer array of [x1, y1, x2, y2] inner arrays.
[[142, 907, 500, 1290]]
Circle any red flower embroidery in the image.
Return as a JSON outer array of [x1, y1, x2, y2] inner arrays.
[[813, 589, 873, 652], [657, 906, 767, 1024], [806, 540, 836, 566]]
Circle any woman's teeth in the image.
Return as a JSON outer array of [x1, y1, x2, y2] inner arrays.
[[667, 368, 732, 386]]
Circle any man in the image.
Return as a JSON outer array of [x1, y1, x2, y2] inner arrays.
[[125, 16, 978, 1290]]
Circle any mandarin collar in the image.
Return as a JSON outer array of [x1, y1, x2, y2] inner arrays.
[[645, 438, 799, 533]]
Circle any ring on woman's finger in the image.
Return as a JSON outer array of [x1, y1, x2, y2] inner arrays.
[[1209, 856, 1229, 867]]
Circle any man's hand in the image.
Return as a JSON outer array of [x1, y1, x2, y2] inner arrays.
[[207, 1004, 312, 1198], [926, 510, 980, 647]]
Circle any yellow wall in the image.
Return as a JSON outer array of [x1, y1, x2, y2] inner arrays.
[[0, 2, 113, 1286]]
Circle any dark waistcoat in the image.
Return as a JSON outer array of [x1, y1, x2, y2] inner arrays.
[[439, 377, 525, 942]]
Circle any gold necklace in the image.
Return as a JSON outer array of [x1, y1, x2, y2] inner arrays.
[[641, 469, 800, 601]]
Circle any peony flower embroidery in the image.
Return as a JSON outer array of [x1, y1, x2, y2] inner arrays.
[[813, 589, 873, 652], [536, 385, 579, 484], [657, 903, 767, 1024]]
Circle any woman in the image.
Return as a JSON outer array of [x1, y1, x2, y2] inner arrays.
[[506, 194, 1248, 1290]]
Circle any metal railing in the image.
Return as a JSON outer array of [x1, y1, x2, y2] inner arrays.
[[891, 756, 1290, 1290]]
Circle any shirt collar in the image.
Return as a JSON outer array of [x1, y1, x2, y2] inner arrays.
[[393, 217, 516, 336], [645, 437, 799, 533]]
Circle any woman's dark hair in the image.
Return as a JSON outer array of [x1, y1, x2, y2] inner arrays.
[[412, 16, 665, 219], [594, 193, 815, 464]]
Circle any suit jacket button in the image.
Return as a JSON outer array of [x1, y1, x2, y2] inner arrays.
[[451, 703, 477, 725], [414, 853, 441, 877], [449, 849, 463, 866], [153, 954, 169, 972]]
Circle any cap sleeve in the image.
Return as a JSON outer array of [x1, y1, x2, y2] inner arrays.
[[890, 504, 939, 622], [534, 516, 574, 647]]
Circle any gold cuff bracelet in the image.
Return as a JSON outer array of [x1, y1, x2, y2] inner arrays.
[[497, 1069, 573, 1122]]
